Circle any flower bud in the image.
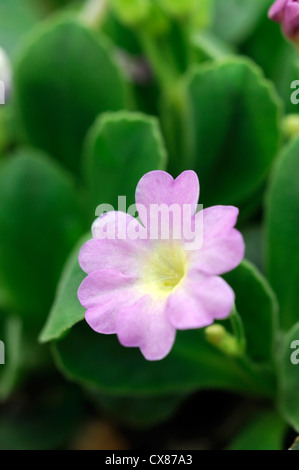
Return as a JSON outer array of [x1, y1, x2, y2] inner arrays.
[[205, 324, 227, 346], [268, 0, 299, 43], [283, 114, 299, 138], [205, 324, 242, 357]]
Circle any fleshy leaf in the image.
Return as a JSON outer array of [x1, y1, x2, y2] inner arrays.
[[83, 111, 167, 210], [224, 259, 277, 363], [185, 58, 281, 207], [266, 137, 299, 330], [15, 17, 129, 175], [0, 315, 22, 401], [243, 12, 299, 115], [0, 0, 40, 56], [39, 235, 88, 343], [227, 410, 286, 450], [277, 322, 299, 433], [53, 321, 274, 397], [211, 0, 271, 45]]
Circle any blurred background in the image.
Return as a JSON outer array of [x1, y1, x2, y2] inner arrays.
[[0, 0, 298, 450]]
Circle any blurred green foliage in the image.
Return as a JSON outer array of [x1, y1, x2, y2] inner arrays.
[[0, 0, 299, 450]]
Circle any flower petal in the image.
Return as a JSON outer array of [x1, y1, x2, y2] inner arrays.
[[135, 170, 199, 228], [116, 296, 176, 361], [79, 212, 149, 275], [283, 1, 299, 37], [166, 271, 235, 330]]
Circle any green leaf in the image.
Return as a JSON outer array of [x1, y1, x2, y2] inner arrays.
[[185, 58, 281, 207], [0, 106, 15, 155], [53, 320, 275, 397], [110, 0, 151, 26], [227, 410, 286, 450], [39, 235, 88, 343], [211, 0, 271, 45], [242, 225, 264, 273], [0, 147, 84, 328], [266, 137, 299, 330], [243, 12, 299, 115], [15, 17, 129, 175], [224, 259, 277, 363], [277, 322, 299, 433], [83, 111, 167, 209], [191, 31, 236, 61]]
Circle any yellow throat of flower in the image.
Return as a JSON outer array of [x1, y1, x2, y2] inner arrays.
[[141, 242, 187, 300]]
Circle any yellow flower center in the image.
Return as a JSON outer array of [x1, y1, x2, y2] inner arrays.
[[141, 242, 187, 299]]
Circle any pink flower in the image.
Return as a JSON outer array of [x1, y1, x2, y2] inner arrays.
[[78, 171, 245, 361], [268, 0, 299, 40]]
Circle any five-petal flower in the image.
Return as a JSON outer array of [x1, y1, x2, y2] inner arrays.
[[78, 171, 245, 361]]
